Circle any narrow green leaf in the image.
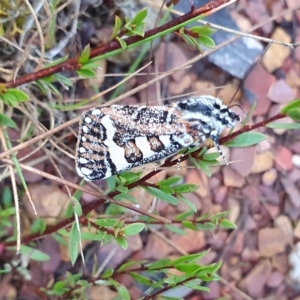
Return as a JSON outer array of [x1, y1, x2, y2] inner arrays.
[[71, 197, 82, 216], [3, 93, 17, 106], [0, 113, 17, 128], [184, 281, 210, 292], [157, 176, 181, 186], [102, 268, 114, 279], [79, 44, 91, 64], [20, 245, 50, 261], [114, 192, 137, 203], [173, 184, 198, 194], [190, 25, 216, 36], [175, 263, 201, 273], [7, 89, 29, 102], [106, 176, 116, 191], [197, 160, 212, 177], [267, 122, 300, 129], [143, 186, 179, 205], [202, 152, 220, 161], [281, 98, 300, 113], [159, 185, 174, 194], [44, 55, 68, 68], [130, 25, 145, 37], [182, 220, 198, 231], [69, 223, 80, 265], [172, 251, 209, 266], [116, 37, 127, 49], [76, 69, 96, 78], [148, 257, 172, 269], [111, 15, 122, 39], [175, 211, 194, 222], [165, 224, 186, 235], [225, 132, 266, 147], [219, 219, 237, 229], [131, 7, 148, 25], [117, 260, 145, 272], [116, 236, 128, 250], [115, 185, 128, 193], [81, 232, 104, 241], [123, 223, 145, 236], [287, 108, 300, 121], [177, 195, 197, 213], [197, 35, 215, 48], [130, 272, 155, 286], [196, 222, 216, 231], [117, 285, 130, 300]]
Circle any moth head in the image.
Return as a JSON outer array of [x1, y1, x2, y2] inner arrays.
[[221, 107, 241, 128]]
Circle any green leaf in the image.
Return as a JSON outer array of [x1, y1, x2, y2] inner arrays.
[[184, 281, 210, 292], [130, 272, 155, 286], [115, 185, 128, 193], [30, 218, 47, 234], [267, 122, 300, 129], [143, 186, 179, 205], [202, 152, 220, 161], [0, 113, 17, 128], [281, 98, 300, 113], [76, 68, 96, 78], [116, 37, 127, 49], [190, 25, 216, 36], [81, 231, 104, 241], [157, 176, 181, 186], [53, 73, 73, 87], [172, 251, 209, 266], [102, 268, 114, 279], [3, 93, 17, 106], [44, 55, 68, 68], [196, 222, 216, 231], [165, 224, 186, 235], [173, 184, 198, 194], [69, 222, 80, 265], [79, 44, 91, 64], [182, 220, 198, 231], [225, 132, 266, 147], [111, 15, 122, 39], [175, 263, 201, 273], [116, 236, 128, 250], [131, 7, 148, 25], [7, 89, 29, 102], [219, 219, 237, 229], [123, 223, 145, 236], [197, 159, 212, 177], [197, 35, 215, 48], [116, 285, 130, 300], [130, 24, 145, 37], [71, 197, 82, 216], [20, 245, 50, 261], [148, 257, 172, 269], [114, 192, 137, 203], [80, 61, 102, 70], [106, 176, 116, 191], [175, 210, 195, 221], [159, 185, 174, 194], [117, 260, 145, 272], [287, 108, 300, 121], [177, 195, 197, 213]]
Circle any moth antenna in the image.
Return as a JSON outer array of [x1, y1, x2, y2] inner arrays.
[[228, 103, 245, 120]]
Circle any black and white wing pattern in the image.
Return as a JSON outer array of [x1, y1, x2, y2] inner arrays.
[[75, 96, 240, 181]]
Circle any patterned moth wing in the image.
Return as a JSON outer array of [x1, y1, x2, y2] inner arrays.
[[75, 95, 240, 181]]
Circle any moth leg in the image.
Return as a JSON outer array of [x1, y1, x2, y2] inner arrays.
[[154, 162, 157, 171], [210, 132, 228, 165]]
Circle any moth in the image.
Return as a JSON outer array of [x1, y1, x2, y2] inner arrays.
[[75, 95, 240, 181]]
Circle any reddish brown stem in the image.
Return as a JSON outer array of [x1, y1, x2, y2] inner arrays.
[[5, 0, 230, 88]]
